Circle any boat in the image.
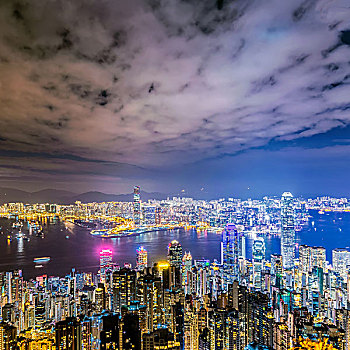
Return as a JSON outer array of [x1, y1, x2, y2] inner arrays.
[[33, 257, 51, 264], [28, 221, 42, 233], [35, 265, 43, 268], [66, 235, 70, 239], [318, 210, 325, 214], [13, 222, 22, 229]]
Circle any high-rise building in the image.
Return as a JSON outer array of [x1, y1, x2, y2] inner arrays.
[[143, 205, 156, 225], [271, 254, 283, 288], [168, 241, 183, 269], [281, 192, 295, 270], [136, 246, 148, 271], [0, 322, 16, 350], [95, 286, 105, 313], [155, 207, 161, 225], [122, 313, 141, 350], [299, 245, 311, 273], [100, 314, 119, 350], [99, 249, 112, 283], [247, 292, 271, 346], [222, 224, 244, 287], [55, 317, 82, 350], [310, 246, 326, 271], [182, 252, 192, 295], [252, 238, 265, 290], [299, 245, 326, 273], [133, 186, 141, 226], [333, 248, 350, 279], [112, 268, 137, 312]]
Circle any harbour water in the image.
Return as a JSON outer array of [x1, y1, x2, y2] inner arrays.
[[0, 210, 350, 279]]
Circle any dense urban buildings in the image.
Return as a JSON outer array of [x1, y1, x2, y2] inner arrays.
[[1, 192, 350, 349]]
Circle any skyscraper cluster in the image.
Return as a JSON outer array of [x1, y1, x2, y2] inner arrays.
[[1, 192, 350, 349]]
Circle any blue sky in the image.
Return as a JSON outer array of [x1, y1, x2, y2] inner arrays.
[[0, 0, 349, 198]]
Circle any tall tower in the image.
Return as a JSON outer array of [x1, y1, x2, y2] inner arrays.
[[167, 240, 183, 268], [222, 223, 244, 287], [281, 192, 295, 270], [182, 252, 192, 294], [100, 249, 113, 283], [133, 186, 141, 226], [136, 246, 148, 271], [252, 237, 265, 290]]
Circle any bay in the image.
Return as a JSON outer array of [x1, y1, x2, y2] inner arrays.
[[0, 210, 349, 278]]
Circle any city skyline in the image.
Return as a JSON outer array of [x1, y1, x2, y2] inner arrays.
[[0, 1, 349, 197], [1, 0, 350, 349], [1, 187, 350, 348]]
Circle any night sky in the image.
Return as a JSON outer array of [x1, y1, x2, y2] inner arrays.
[[0, 0, 349, 198]]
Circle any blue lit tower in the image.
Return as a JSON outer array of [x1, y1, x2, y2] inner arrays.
[[133, 186, 141, 226], [252, 237, 265, 290], [221, 223, 243, 287], [281, 192, 295, 270]]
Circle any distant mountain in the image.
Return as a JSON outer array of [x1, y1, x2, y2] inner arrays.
[[0, 187, 31, 203], [0, 187, 172, 204]]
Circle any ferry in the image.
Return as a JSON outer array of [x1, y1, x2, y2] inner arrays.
[[12, 221, 23, 229], [29, 221, 42, 231], [33, 257, 51, 264]]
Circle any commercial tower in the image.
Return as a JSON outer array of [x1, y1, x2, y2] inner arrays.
[[133, 185, 141, 226], [332, 248, 350, 280], [252, 237, 265, 290], [167, 240, 183, 268], [280, 192, 295, 270], [221, 223, 244, 287], [136, 246, 148, 271], [99, 249, 113, 283], [299, 245, 326, 273]]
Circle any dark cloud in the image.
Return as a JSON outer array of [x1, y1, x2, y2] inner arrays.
[[0, 0, 349, 193], [340, 30, 350, 45]]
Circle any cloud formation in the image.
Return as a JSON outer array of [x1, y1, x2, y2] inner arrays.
[[0, 0, 349, 192]]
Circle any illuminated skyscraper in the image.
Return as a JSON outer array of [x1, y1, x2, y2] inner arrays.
[[333, 248, 350, 280], [143, 205, 156, 225], [111, 268, 136, 312], [0, 322, 16, 350], [136, 246, 148, 271], [299, 245, 311, 273], [182, 252, 192, 294], [281, 192, 295, 270], [99, 249, 112, 283], [155, 207, 161, 225], [55, 317, 82, 350], [222, 223, 244, 287], [133, 186, 141, 226], [252, 238, 265, 290], [168, 240, 183, 268], [299, 245, 326, 273]]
